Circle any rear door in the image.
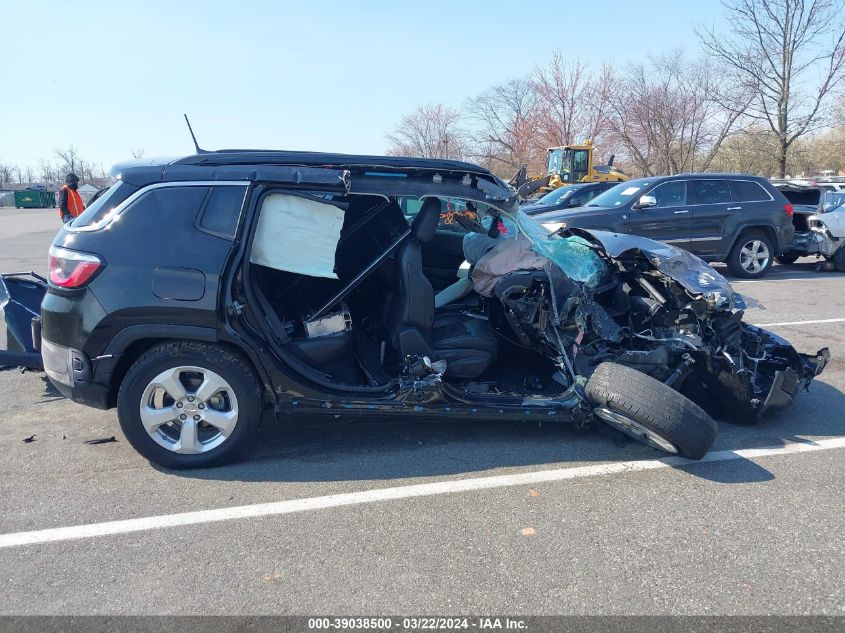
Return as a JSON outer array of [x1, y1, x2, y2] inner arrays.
[[687, 179, 733, 257], [627, 180, 691, 249]]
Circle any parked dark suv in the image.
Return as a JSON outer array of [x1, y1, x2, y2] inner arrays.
[[531, 174, 795, 278], [34, 153, 825, 469], [520, 182, 617, 215]]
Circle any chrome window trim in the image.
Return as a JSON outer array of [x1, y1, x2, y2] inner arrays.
[[642, 178, 773, 208], [66, 181, 251, 233]]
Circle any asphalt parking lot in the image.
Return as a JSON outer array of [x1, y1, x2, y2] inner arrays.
[[1, 207, 844, 615]]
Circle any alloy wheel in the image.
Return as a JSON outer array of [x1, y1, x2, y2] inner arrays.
[[139, 366, 239, 454], [594, 407, 679, 454], [739, 239, 770, 274]]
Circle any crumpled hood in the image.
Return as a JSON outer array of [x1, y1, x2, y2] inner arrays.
[[567, 228, 744, 309]]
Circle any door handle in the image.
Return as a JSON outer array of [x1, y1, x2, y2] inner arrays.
[[674, 210, 690, 214], [727, 206, 742, 211]]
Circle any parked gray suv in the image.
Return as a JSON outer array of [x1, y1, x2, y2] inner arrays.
[[532, 174, 795, 278]]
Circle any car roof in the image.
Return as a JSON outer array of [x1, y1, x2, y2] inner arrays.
[[111, 150, 503, 186], [169, 149, 493, 174], [109, 149, 518, 211], [624, 173, 764, 183]]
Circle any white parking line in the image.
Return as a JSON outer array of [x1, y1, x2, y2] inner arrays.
[[2, 437, 844, 549], [753, 318, 845, 327]]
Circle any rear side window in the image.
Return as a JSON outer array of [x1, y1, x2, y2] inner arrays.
[[730, 180, 772, 203], [688, 180, 731, 205], [69, 181, 138, 228], [198, 185, 248, 238]]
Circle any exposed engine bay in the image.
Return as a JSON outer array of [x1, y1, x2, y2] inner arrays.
[[486, 224, 829, 422]]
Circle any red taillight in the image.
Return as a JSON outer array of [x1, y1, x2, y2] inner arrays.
[[785, 202, 794, 218], [48, 246, 104, 288]]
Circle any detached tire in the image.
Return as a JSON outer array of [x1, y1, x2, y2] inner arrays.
[[727, 231, 774, 278], [585, 362, 717, 460], [117, 341, 263, 469]]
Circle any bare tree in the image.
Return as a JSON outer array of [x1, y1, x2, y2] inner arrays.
[[0, 163, 15, 187], [23, 165, 35, 184], [532, 54, 614, 148], [54, 146, 81, 176], [130, 148, 146, 159], [605, 53, 750, 176], [465, 78, 542, 175], [39, 160, 57, 183], [385, 104, 466, 159], [699, 0, 845, 177]]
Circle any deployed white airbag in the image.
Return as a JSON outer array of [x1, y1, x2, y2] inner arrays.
[[250, 193, 345, 279]]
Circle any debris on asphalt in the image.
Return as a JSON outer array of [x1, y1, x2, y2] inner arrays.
[[520, 527, 537, 536], [528, 489, 540, 497], [84, 436, 117, 445], [262, 571, 283, 582], [22, 434, 36, 443]]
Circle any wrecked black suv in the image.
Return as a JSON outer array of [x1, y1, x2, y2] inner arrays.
[[35, 151, 828, 468]]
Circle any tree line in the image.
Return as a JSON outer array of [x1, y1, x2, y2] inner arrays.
[[0, 146, 112, 188], [386, 0, 845, 180]]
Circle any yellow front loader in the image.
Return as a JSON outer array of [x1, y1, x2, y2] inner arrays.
[[545, 141, 628, 189], [511, 141, 628, 199]]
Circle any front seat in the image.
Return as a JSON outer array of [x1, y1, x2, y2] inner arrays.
[[386, 198, 498, 378]]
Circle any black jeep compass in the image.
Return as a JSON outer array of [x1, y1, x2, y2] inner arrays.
[[38, 152, 826, 468]]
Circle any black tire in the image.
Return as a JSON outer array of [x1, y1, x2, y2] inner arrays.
[[833, 248, 845, 273], [727, 231, 774, 278], [117, 341, 263, 469], [585, 362, 717, 459], [775, 252, 800, 265]]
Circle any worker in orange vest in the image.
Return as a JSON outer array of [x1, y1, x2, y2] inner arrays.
[[58, 173, 85, 223]]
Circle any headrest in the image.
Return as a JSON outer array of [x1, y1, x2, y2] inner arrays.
[[412, 198, 441, 243]]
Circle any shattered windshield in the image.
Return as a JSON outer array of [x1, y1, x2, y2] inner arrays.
[[515, 209, 608, 287]]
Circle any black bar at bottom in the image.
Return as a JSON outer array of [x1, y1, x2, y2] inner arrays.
[[0, 616, 842, 633]]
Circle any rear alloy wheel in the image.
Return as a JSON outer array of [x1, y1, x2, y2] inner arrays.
[[117, 341, 262, 469], [139, 366, 239, 455], [727, 232, 774, 279], [585, 362, 717, 459]]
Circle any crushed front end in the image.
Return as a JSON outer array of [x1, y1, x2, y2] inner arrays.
[[504, 224, 830, 423]]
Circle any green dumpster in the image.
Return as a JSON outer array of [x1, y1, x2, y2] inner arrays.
[[14, 190, 56, 209]]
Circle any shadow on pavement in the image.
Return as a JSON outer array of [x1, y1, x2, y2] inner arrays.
[[716, 260, 845, 282], [164, 379, 845, 486], [38, 374, 64, 403]]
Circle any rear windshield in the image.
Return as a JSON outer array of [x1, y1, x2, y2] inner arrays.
[[69, 181, 138, 228]]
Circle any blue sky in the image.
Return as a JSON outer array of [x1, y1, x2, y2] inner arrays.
[[1, 0, 728, 170]]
